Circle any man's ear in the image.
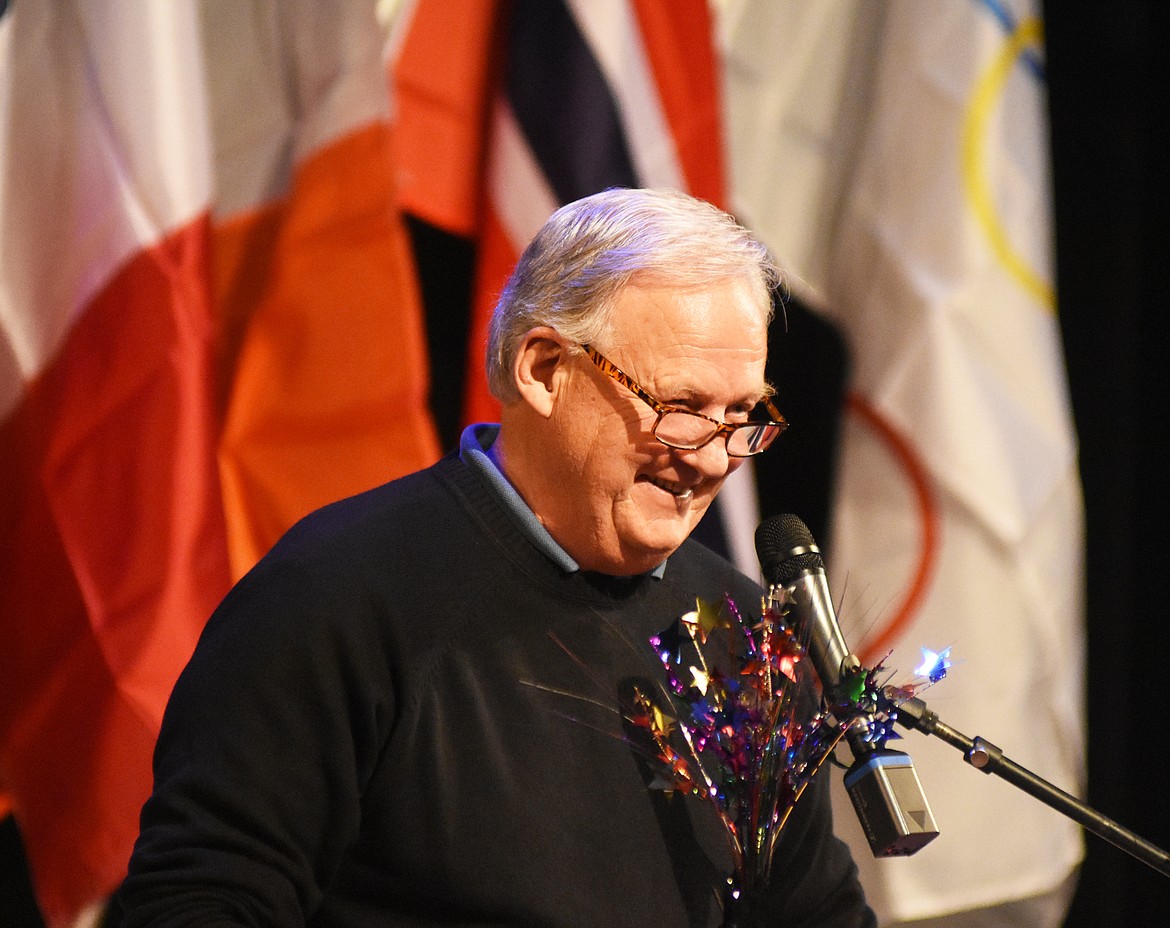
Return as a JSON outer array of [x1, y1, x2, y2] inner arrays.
[[513, 327, 569, 418]]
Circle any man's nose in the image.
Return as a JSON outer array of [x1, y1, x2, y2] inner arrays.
[[678, 434, 733, 478]]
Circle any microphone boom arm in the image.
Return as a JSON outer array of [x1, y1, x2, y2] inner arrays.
[[894, 693, 1170, 878]]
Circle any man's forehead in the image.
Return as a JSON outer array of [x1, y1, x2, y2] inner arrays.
[[607, 279, 770, 333], [605, 328, 770, 405]]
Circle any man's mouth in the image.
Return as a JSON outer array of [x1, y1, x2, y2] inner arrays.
[[644, 475, 694, 503]]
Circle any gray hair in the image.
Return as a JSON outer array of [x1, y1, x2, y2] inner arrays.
[[485, 187, 781, 401]]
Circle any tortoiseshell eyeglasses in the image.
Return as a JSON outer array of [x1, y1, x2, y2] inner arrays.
[[580, 344, 787, 457]]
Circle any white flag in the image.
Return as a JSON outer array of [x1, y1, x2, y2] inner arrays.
[[722, 0, 1085, 921]]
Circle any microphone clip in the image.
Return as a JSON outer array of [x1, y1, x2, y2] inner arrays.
[[844, 747, 940, 857]]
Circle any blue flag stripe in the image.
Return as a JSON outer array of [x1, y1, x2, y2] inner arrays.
[[505, 0, 640, 202]]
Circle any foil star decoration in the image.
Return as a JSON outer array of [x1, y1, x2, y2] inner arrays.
[[915, 646, 952, 684], [639, 595, 847, 909], [526, 595, 954, 928], [636, 595, 952, 926], [681, 596, 728, 644]]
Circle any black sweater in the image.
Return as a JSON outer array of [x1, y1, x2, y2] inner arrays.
[[120, 452, 874, 927]]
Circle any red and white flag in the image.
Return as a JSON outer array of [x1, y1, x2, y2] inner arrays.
[[0, 2, 438, 923]]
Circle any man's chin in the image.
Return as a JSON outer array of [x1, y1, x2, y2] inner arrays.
[[625, 519, 703, 568]]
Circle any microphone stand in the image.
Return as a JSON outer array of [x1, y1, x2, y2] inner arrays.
[[893, 693, 1170, 878]]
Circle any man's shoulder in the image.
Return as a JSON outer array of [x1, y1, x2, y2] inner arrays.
[[227, 455, 471, 597], [192, 453, 488, 669]]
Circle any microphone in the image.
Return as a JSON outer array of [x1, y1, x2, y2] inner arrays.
[[755, 514, 939, 857]]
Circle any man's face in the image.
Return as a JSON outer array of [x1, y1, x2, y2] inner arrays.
[[540, 277, 770, 575]]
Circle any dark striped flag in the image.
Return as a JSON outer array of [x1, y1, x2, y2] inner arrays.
[[393, 0, 761, 571]]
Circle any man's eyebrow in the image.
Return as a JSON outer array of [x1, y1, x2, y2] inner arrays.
[[739, 383, 776, 405], [660, 383, 775, 410]]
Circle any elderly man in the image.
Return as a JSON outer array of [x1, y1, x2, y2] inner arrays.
[[119, 188, 874, 927]]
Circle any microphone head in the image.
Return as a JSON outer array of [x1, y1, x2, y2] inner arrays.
[[755, 514, 824, 587]]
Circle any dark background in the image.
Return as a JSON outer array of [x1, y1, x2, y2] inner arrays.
[[1046, 1, 1170, 924], [3, 2, 1169, 924]]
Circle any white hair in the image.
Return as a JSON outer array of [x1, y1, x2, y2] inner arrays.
[[485, 187, 781, 401]]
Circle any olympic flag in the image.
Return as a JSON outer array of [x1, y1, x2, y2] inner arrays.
[[722, 0, 1085, 921]]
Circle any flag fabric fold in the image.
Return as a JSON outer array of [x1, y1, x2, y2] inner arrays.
[[1, 2, 438, 923]]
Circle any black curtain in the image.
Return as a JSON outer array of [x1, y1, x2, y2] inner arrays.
[[1047, 1, 1170, 924]]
